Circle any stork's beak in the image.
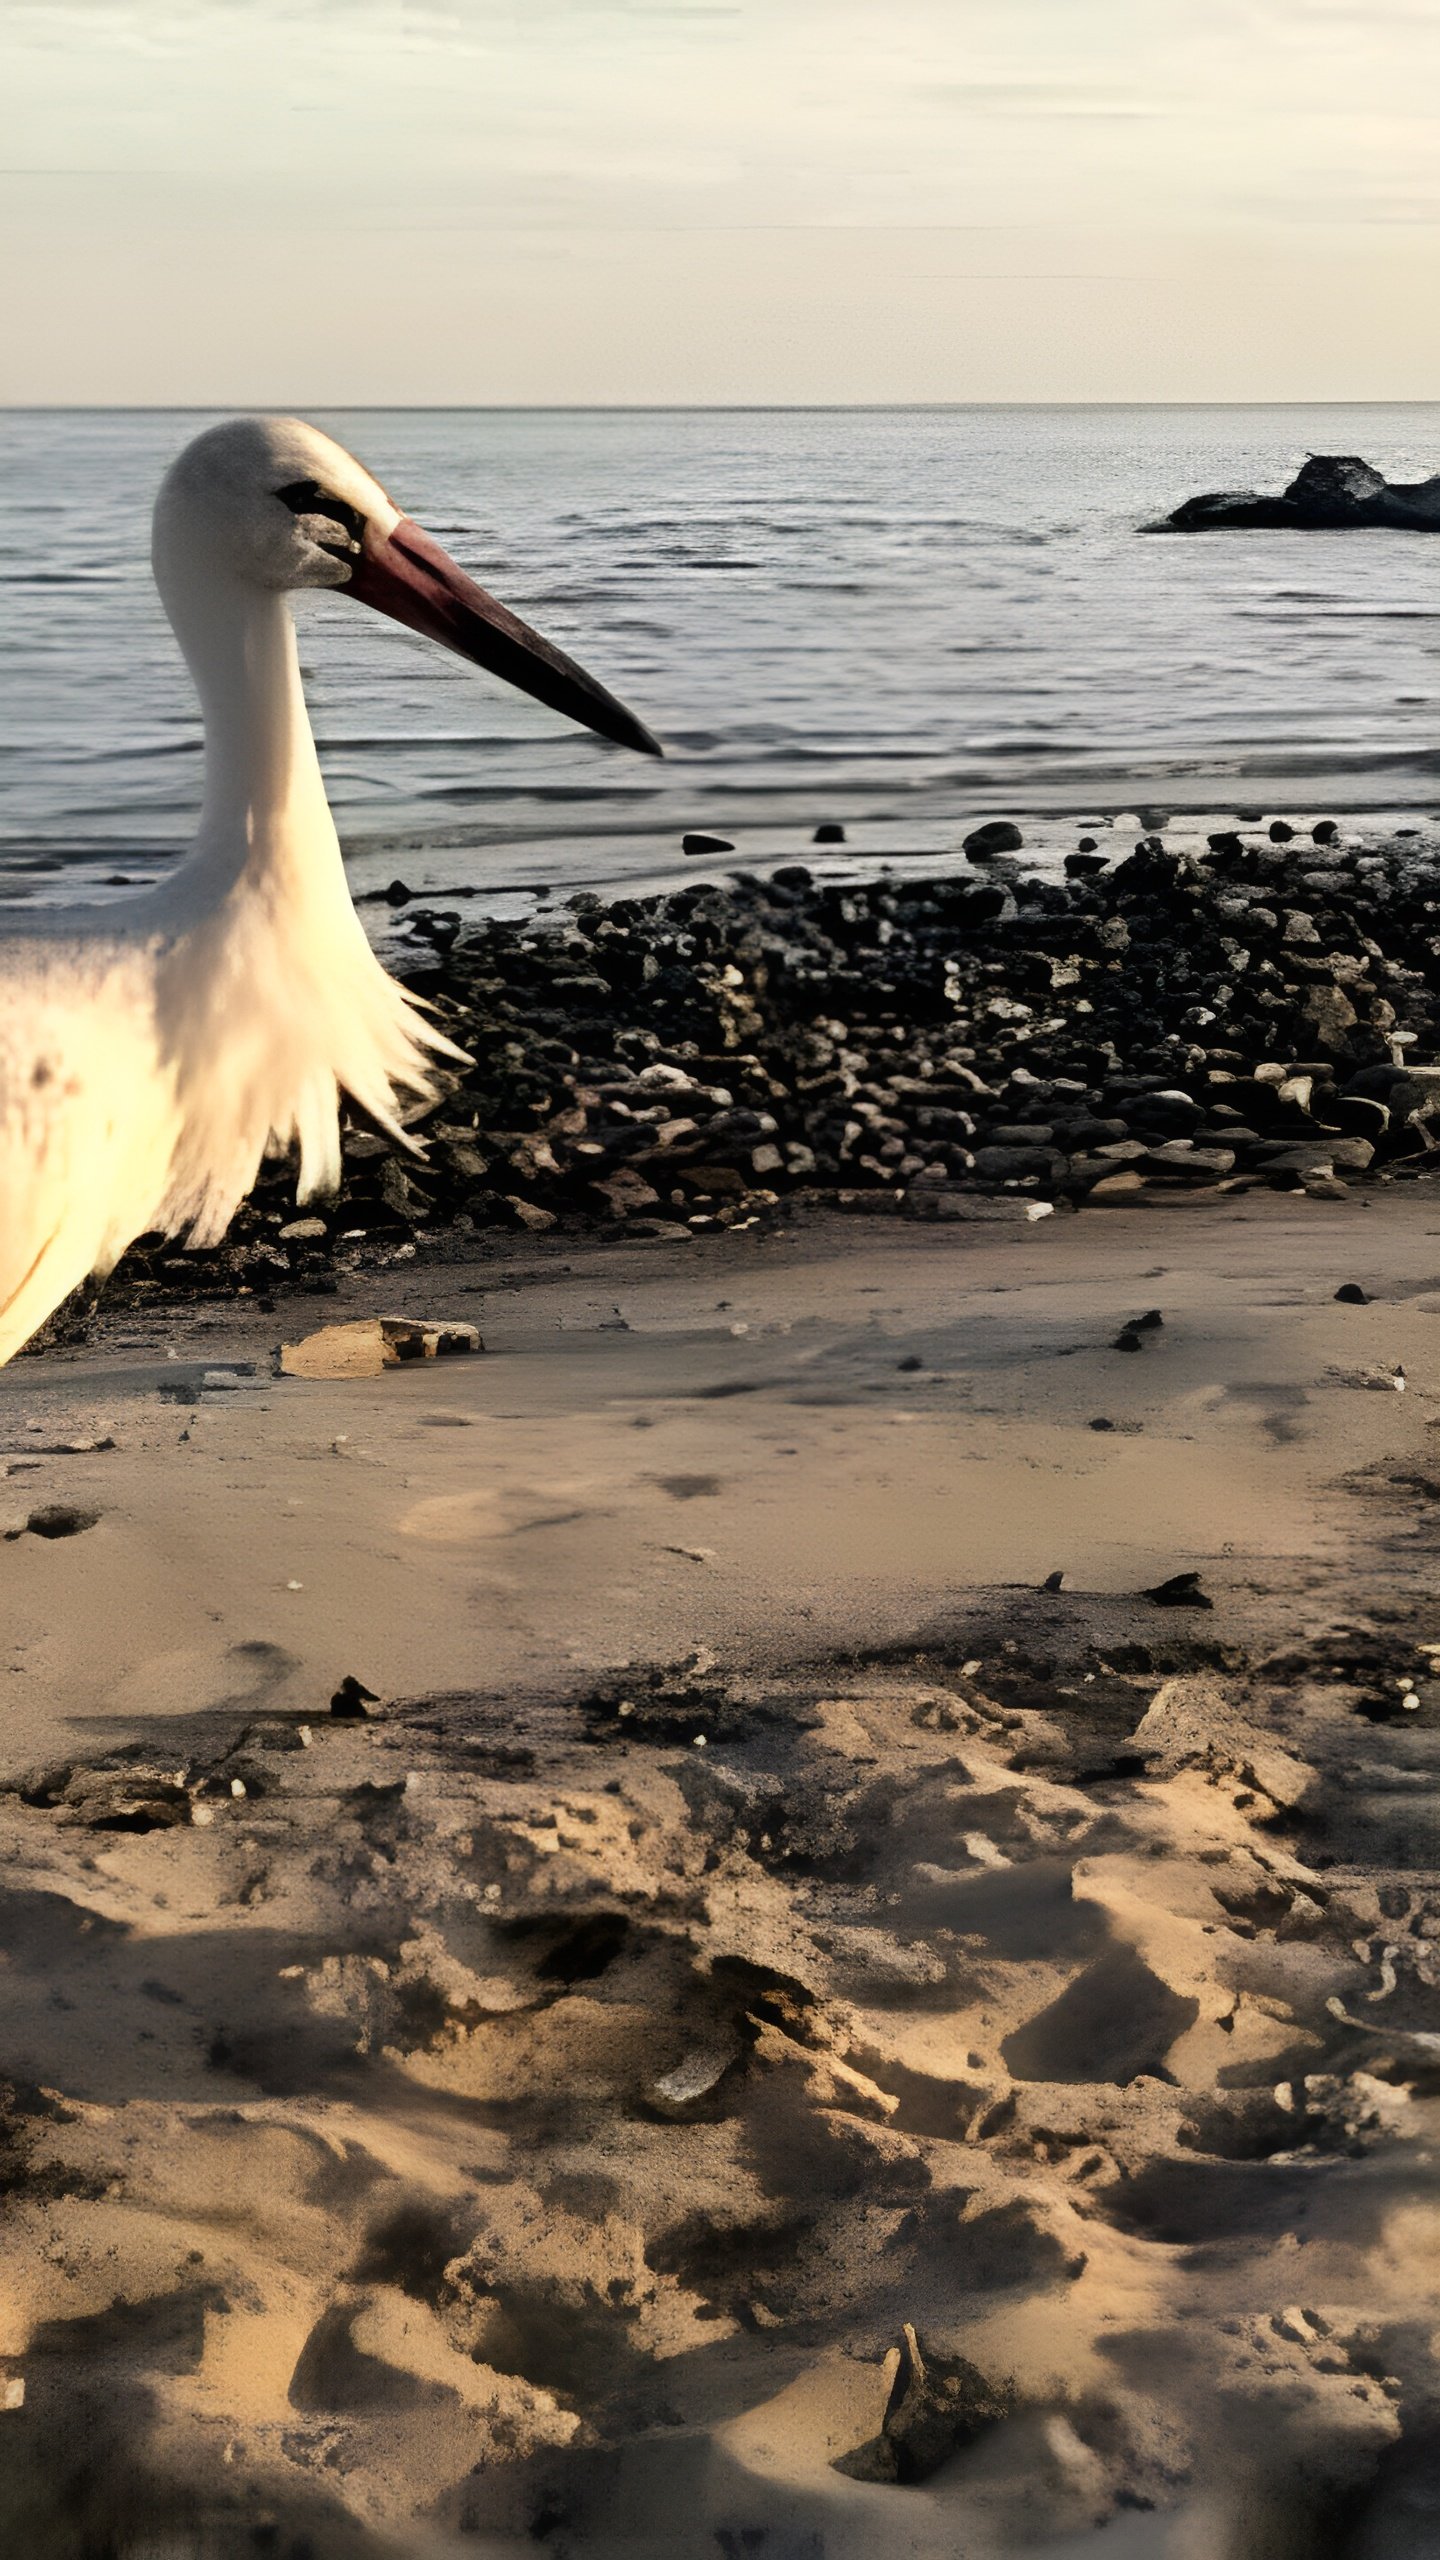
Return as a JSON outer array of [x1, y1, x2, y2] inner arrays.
[[345, 515, 663, 757]]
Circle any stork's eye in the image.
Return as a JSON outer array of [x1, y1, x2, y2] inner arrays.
[[275, 478, 366, 557]]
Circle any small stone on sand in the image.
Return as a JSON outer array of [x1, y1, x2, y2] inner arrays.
[[1143, 1570, 1213, 1609]]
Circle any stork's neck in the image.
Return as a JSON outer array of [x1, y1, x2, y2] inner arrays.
[[156, 548, 340, 910]]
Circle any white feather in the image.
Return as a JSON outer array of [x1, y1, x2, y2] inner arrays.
[[0, 419, 466, 1365]]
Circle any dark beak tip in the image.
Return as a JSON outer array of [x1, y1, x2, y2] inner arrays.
[[353, 514, 665, 760]]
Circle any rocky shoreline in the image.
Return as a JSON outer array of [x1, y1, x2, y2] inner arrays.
[[64, 813, 1440, 1332]]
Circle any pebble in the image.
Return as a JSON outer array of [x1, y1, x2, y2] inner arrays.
[[962, 819, 1024, 859], [331, 1675, 379, 1719], [1144, 1570, 1213, 1609]]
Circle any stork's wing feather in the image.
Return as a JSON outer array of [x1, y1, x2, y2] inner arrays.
[[0, 951, 179, 1364], [151, 884, 465, 1249], [0, 870, 465, 1365]]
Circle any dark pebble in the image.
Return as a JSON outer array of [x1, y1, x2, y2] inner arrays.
[[1144, 1571, 1213, 1610], [1268, 820, 1295, 843], [330, 1674, 380, 1720], [1334, 1282, 1370, 1304], [813, 823, 846, 844], [682, 831, 735, 857], [963, 820, 1024, 859]]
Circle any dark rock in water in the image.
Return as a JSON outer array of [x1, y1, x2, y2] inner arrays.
[[1144, 1571, 1213, 1610], [682, 831, 735, 857], [1065, 851, 1109, 876], [1160, 452, 1440, 533], [963, 820, 1024, 859], [1112, 1328, 1145, 1353], [383, 879, 414, 906], [1077, 836, 1099, 853], [1207, 831, 1245, 858], [1312, 819, 1339, 845], [812, 823, 846, 844], [1268, 820, 1295, 843], [1335, 1282, 1371, 1304], [770, 864, 813, 890], [1292, 455, 1393, 510], [1130, 1309, 1164, 1331]]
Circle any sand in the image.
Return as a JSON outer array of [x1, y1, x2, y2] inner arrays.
[[2, 1193, 1440, 2555]]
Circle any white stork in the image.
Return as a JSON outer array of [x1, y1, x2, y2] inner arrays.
[[0, 416, 660, 1365]]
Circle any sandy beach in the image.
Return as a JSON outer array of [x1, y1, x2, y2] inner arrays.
[[4, 1189, 1440, 2554]]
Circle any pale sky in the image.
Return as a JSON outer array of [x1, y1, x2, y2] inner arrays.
[[5, 0, 1440, 403]]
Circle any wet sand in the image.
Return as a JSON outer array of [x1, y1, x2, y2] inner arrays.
[[3, 1194, 1440, 2554]]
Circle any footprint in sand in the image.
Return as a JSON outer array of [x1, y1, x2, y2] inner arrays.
[[400, 1478, 611, 1544]]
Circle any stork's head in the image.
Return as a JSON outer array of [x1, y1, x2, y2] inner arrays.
[[153, 415, 662, 757]]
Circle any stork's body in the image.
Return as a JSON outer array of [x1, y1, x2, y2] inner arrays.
[[0, 418, 659, 1365]]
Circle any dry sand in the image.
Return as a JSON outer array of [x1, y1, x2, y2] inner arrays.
[[2, 1195, 1440, 2555]]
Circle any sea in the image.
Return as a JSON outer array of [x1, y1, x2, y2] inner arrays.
[[4, 402, 1440, 915]]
